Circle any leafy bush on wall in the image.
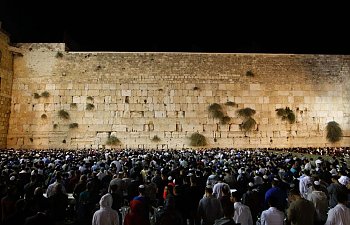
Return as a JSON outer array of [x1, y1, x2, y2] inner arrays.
[[58, 109, 70, 120], [151, 135, 161, 142], [189, 132, 207, 147], [41, 91, 50, 98], [86, 103, 95, 110], [276, 107, 296, 124], [69, 123, 79, 129], [326, 121, 343, 143], [106, 135, 120, 145]]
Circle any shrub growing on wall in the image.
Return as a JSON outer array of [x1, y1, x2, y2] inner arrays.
[[34, 93, 41, 99], [240, 117, 257, 131], [208, 103, 231, 124], [326, 121, 343, 143], [189, 132, 207, 146], [106, 135, 120, 145], [86, 103, 95, 110], [237, 108, 256, 118], [237, 107, 257, 133], [87, 96, 94, 101], [151, 135, 161, 142], [276, 107, 296, 124], [69, 123, 79, 129], [41, 91, 50, 98], [58, 109, 70, 120]]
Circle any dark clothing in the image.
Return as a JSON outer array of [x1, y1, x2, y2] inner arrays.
[[287, 198, 315, 225], [48, 192, 68, 222], [24, 212, 50, 225]]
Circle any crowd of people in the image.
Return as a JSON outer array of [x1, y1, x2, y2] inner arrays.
[[0, 146, 349, 225]]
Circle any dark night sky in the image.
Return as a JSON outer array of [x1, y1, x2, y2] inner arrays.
[[1, 3, 349, 54]]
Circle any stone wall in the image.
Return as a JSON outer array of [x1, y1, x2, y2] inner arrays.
[[0, 30, 13, 148], [7, 43, 350, 149]]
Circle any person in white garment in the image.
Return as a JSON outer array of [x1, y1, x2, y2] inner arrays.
[[92, 193, 119, 225]]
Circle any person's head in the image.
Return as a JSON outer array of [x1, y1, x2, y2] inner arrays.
[[268, 196, 278, 208], [288, 188, 301, 202], [231, 190, 242, 202], [138, 185, 145, 195], [34, 187, 44, 196], [336, 190, 348, 204], [99, 193, 113, 209]]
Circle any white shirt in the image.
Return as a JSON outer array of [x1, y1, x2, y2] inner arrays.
[[299, 175, 312, 198], [325, 203, 350, 225], [213, 182, 229, 198], [260, 207, 285, 225], [233, 202, 253, 225]]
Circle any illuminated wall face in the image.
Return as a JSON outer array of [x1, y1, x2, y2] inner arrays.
[[0, 31, 13, 148], [6, 43, 350, 149]]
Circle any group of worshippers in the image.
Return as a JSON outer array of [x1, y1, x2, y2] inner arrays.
[[0, 147, 349, 225]]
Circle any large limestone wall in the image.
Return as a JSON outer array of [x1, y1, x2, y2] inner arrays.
[[7, 43, 350, 149], [0, 30, 13, 148]]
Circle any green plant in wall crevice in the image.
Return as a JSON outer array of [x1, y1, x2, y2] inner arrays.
[[237, 108, 256, 118], [189, 132, 207, 147], [240, 117, 257, 132], [236, 107, 257, 134], [41, 91, 50, 98], [58, 109, 70, 120], [151, 135, 161, 142], [34, 93, 41, 99], [106, 135, 120, 145], [69, 123, 79, 129], [86, 103, 95, 110], [208, 103, 231, 124], [276, 107, 296, 124], [326, 121, 343, 143]]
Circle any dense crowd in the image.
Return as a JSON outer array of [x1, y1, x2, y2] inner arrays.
[[0, 147, 349, 225]]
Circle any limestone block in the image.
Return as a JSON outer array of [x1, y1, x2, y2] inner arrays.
[[33, 104, 44, 111], [46, 84, 56, 90], [205, 90, 212, 97], [122, 90, 131, 96], [155, 111, 166, 118], [250, 84, 261, 91]]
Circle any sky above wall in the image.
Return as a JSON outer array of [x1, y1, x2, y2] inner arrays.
[[1, 2, 349, 54]]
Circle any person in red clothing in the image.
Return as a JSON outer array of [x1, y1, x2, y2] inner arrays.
[[124, 199, 150, 225]]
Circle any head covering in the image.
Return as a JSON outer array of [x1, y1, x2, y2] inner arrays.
[[338, 175, 350, 186], [314, 181, 320, 186], [99, 193, 113, 209]]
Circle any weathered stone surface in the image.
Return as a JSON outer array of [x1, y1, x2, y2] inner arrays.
[[0, 42, 349, 149]]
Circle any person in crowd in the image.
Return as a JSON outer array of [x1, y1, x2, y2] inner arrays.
[[231, 190, 253, 225], [214, 201, 237, 225], [198, 185, 223, 225], [92, 193, 119, 225], [259, 197, 285, 225], [46, 172, 66, 198], [325, 189, 350, 225], [155, 196, 183, 225], [286, 188, 315, 225], [306, 181, 328, 225]]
